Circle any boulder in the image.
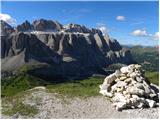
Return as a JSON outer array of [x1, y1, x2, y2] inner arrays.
[[99, 90, 113, 97]]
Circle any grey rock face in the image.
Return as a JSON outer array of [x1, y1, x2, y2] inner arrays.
[[64, 23, 102, 35], [1, 19, 134, 78], [16, 19, 63, 32], [16, 20, 33, 32], [32, 19, 63, 31], [0, 20, 14, 36]]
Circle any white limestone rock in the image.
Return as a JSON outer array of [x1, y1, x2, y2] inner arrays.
[[104, 74, 117, 84], [124, 78, 132, 83], [111, 84, 118, 92], [129, 72, 137, 79], [113, 102, 127, 111], [99, 90, 113, 97], [134, 83, 144, 90], [119, 76, 127, 81], [127, 87, 146, 96], [116, 81, 127, 87], [136, 77, 143, 83], [120, 66, 130, 74], [113, 93, 126, 102], [146, 99, 156, 108], [135, 64, 141, 69], [114, 70, 121, 77], [99, 64, 159, 111]]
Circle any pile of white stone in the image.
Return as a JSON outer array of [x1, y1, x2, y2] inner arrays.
[[99, 64, 159, 111]]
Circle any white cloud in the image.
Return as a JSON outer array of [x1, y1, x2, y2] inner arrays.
[[131, 29, 148, 37], [116, 16, 125, 21], [96, 23, 109, 35], [130, 29, 159, 41], [99, 26, 108, 35], [0, 13, 16, 25], [152, 32, 159, 40]]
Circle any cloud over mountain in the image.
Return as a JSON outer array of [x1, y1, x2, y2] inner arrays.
[[96, 23, 109, 35], [131, 29, 148, 37], [0, 13, 16, 25]]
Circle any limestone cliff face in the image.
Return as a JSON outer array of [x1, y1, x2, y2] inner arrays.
[[1, 20, 134, 78]]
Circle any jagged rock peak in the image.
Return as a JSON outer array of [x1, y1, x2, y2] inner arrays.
[[16, 19, 63, 32], [0, 20, 14, 36], [64, 23, 102, 35], [32, 19, 63, 31], [16, 20, 33, 32], [64, 23, 89, 32], [14, 19, 103, 35]]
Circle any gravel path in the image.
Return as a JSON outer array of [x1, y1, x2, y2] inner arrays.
[[2, 87, 159, 119]]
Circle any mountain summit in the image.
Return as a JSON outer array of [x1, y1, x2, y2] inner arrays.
[[1, 19, 134, 79]]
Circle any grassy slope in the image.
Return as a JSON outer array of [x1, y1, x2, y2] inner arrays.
[[1, 74, 49, 97], [130, 46, 159, 72], [46, 76, 104, 98], [145, 71, 159, 86], [2, 46, 159, 98], [129, 46, 159, 85], [2, 71, 158, 98], [2, 76, 104, 116], [2, 101, 38, 117], [2, 89, 39, 117]]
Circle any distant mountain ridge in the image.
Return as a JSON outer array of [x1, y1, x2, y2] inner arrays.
[[12, 19, 102, 35], [1, 19, 134, 79]]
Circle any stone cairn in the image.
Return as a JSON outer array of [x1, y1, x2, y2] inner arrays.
[[99, 64, 159, 111]]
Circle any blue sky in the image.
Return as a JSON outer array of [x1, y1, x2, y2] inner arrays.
[[1, 1, 159, 46]]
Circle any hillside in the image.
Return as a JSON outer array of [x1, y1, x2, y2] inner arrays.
[[125, 45, 159, 72]]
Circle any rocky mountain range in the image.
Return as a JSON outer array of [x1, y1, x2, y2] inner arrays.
[[1, 19, 134, 79]]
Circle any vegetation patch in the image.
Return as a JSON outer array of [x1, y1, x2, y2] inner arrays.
[[46, 76, 104, 98], [17, 63, 48, 74], [2, 89, 40, 117], [145, 71, 159, 86], [1, 74, 49, 97], [2, 101, 38, 117]]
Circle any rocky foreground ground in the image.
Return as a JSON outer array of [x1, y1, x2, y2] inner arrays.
[[1, 87, 159, 119]]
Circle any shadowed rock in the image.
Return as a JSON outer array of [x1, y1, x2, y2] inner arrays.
[[1, 19, 134, 79]]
